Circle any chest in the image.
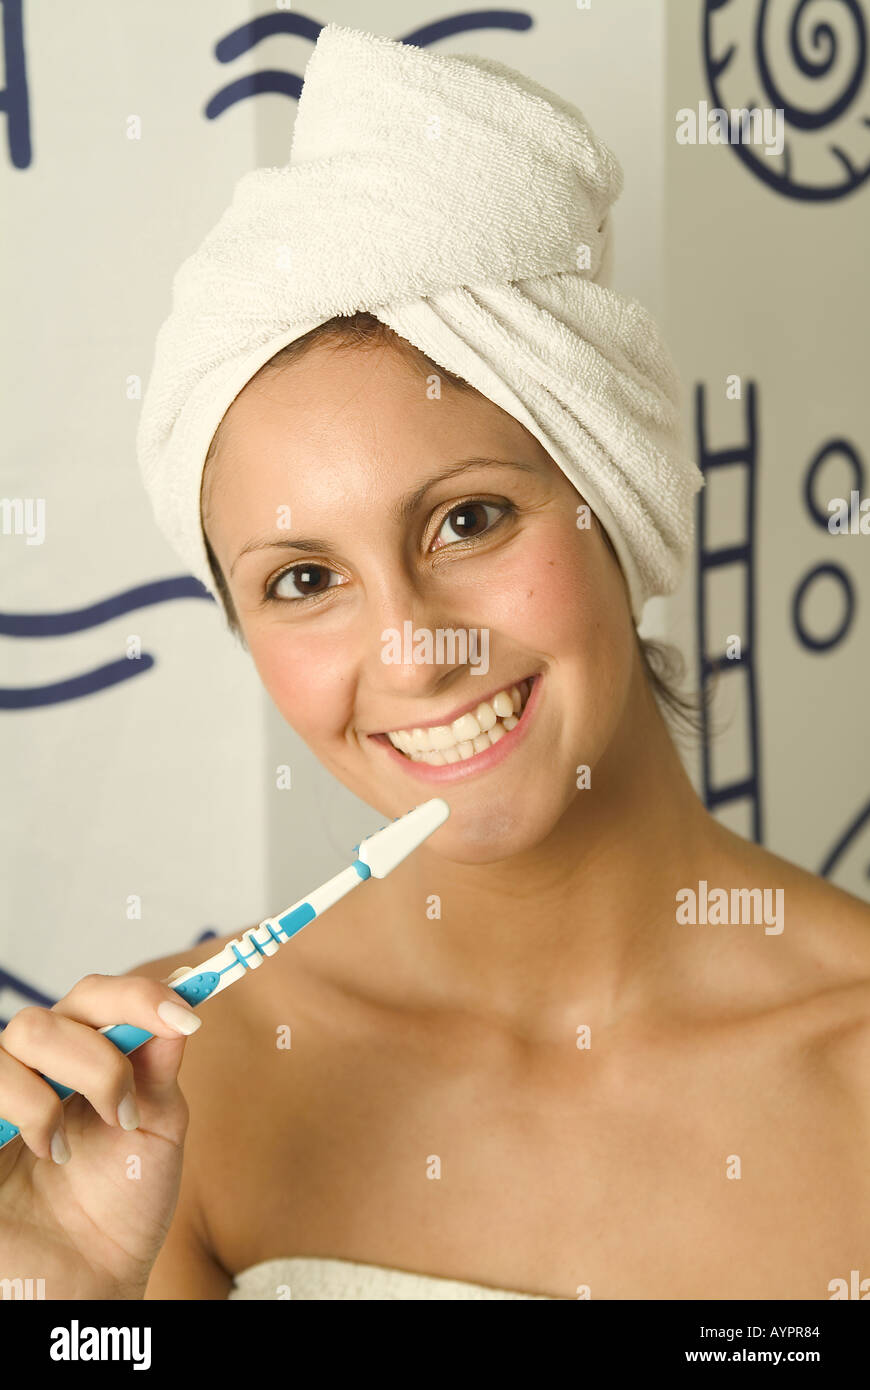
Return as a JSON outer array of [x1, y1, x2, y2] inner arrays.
[[199, 1013, 864, 1300]]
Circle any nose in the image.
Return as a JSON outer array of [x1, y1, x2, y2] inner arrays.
[[358, 569, 481, 712]]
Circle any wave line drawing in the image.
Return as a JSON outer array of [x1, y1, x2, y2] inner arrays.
[[0, 577, 213, 708], [206, 9, 533, 118], [0, 654, 156, 708], [0, 577, 211, 637]]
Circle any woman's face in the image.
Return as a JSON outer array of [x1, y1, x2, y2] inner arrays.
[[202, 336, 639, 862]]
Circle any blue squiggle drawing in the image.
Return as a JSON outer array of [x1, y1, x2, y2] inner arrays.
[[206, 9, 533, 119], [400, 10, 533, 47], [0, 576, 211, 637], [0, 577, 213, 708], [0, 655, 156, 709]]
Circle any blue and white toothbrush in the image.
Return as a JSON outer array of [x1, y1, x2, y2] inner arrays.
[[0, 797, 450, 1151]]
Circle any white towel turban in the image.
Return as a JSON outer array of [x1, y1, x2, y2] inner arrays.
[[136, 22, 703, 624]]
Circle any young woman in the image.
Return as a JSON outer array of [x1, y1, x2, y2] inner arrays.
[[2, 25, 867, 1301]]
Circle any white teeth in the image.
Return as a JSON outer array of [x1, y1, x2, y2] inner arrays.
[[384, 677, 536, 760], [428, 724, 459, 751], [474, 703, 497, 733], [451, 712, 482, 742]]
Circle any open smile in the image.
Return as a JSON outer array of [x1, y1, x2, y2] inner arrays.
[[367, 672, 543, 782]]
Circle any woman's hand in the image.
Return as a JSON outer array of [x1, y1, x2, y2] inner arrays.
[[0, 973, 202, 1300]]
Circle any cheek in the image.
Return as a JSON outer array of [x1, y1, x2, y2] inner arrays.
[[245, 628, 352, 738], [476, 520, 634, 731], [468, 518, 621, 655]]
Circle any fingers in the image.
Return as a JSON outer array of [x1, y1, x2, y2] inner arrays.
[[50, 974, 202, 1038], [0, 975, 202, 1163], [0, 1042, 68, 1162]]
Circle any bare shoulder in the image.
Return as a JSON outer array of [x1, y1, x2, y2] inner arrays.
[[708, 823, 870, 1072], [714, 823, 870, 965], [804, 885, 870, 1099], [756, 835, 870, 1089]]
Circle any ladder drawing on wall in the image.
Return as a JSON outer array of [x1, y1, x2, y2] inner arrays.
[[694, 380, 764, 843]]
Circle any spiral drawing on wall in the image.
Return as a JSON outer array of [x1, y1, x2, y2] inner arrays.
[[703, 0, 870, 199]]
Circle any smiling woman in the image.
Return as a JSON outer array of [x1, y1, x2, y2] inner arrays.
[[170, 274, 870, 1302], [15, 20, 863, 1306]]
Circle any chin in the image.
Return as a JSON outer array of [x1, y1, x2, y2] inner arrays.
[[428, 793, 567, 866]]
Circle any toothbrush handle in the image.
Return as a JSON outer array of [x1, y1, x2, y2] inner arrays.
[[0, 897, 324, 1152], [0, 804, 440, 1152]]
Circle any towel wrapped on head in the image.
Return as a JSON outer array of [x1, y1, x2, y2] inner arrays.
[[136, 22, 703, 624]]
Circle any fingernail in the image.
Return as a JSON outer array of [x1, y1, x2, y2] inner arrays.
[[117, 1091, 140, 1131], [157, 999, 202, 1036], [50, 1126, 70, 1165]]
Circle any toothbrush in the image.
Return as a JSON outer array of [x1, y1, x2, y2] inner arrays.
[[0, 797, 449, 1151]]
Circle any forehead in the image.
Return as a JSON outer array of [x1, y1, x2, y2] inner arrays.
[[220, 335, 480, 438], [202, 337, 544, 512]]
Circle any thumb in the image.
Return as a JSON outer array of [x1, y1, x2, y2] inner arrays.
[[128, 1030, 191, 1101], [130, 973, 203, 1098]]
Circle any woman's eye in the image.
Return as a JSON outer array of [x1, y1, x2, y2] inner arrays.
[[268, 562, 344, 603], [266, 501, 509, 604], [433, 500, 507, 548]]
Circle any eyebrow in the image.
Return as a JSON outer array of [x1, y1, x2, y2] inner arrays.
[[228, 457, 538, 578]]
